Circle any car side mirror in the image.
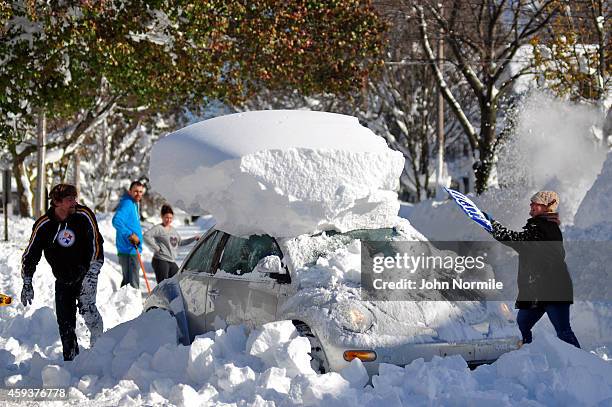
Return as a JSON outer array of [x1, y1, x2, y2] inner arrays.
[[254, 255, 285, 275]]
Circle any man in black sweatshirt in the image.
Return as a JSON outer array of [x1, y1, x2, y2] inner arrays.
[[21, 184, 105, 360], [486, 190, 580, 348]]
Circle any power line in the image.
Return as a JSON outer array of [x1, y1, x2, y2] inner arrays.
[[384, 59, 545, 65]]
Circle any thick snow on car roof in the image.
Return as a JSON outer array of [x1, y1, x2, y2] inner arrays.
[[155, 110, 393, 166], [150, 110, 405, 237]]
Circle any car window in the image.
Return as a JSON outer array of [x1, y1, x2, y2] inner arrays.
[[218, 234, 282, 276], [182, 230, 225, 273]]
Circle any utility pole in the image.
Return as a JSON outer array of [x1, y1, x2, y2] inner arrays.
[[3, 169, 10, 241], [35, 112, 46, 218], [74, 152, 80, 198], [435, 16, 445, 199]]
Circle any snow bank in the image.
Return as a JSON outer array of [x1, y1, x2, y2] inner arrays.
[[150, 110, 405, 237], [573, 151, 612, 233], [473, 333, 612, 406], [9, 312, 612, 406]]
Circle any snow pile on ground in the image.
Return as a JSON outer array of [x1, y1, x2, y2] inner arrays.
[[561, 151, 612, 350], [559, 153, 612, 307], [0, 216, 146, 372], [6, 307, 612, 406], [364, 334, 612, 406], [150, 110, 405, 237], [470, 333, 612, 406]]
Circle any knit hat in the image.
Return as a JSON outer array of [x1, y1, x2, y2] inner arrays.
[[530, 191, 559, 212]]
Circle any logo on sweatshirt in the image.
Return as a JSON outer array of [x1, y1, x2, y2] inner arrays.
[[57, 228, 76, 247]]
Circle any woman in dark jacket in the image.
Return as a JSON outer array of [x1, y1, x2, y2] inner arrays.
[[487, 191, 580, 348]]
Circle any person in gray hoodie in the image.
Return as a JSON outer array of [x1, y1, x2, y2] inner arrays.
[[144, 204, 200, 283]]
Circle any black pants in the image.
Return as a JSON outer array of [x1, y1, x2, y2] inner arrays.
[[151, 257, 179, 284], [517, 303, 581, 348], [55, 280, 82, 361]]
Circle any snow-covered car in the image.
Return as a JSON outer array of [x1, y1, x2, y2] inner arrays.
[[144, 223, 521, 374], [145, 110, 521, 374]]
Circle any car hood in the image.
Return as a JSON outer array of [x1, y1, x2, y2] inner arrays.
[[278, 283, 516, 350], [277, 219, 517, 348]]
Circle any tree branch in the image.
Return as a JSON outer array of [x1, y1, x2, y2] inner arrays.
[[495, 64, 538, 99], [427, 4, 486, 99], [416, 5, 478, 152]]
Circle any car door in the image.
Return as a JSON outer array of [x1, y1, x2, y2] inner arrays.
[[205, 233, 284, 331], [177, 229, 226, 338]]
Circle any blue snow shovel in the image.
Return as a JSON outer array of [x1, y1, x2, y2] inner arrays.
[[443, 187, 493, 233]]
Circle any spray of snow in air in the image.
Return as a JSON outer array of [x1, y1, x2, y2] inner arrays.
[[496, 92, 607, 224]]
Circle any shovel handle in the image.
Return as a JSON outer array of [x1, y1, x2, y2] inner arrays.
[[133, 244, 152, 295]]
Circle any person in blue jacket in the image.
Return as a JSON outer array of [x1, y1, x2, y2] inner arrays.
[[112, 181, 145, 289]]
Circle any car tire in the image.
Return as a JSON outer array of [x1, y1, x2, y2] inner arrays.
[[293, 321, 329, 374]]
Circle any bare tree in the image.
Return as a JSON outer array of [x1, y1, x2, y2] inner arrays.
[[238, 2, 485, 201], [373, 1, 479, 200], [5, 82, 119, 216], [408, 0, 561, 193]]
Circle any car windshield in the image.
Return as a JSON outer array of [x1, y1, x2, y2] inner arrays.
[[347, 228, 406, 258], [218, 234, 283, 276], [290, 227, 402, 269]]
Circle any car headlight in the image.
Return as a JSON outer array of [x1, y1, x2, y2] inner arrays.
[[498, 302, 515, 321], [334, 301, 374, 333]]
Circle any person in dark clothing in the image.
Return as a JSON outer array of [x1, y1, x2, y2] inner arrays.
[[486, 190, 580, 348], [21, 184, 105, 361]]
